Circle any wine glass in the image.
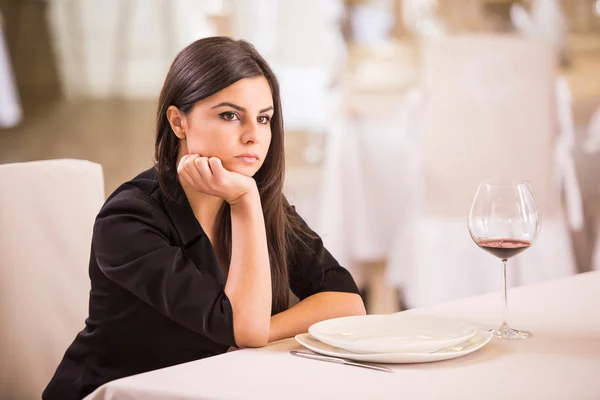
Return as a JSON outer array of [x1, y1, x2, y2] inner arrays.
[[468, 180, 541, 340]]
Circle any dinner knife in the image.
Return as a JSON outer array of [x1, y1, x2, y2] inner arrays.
[[290, 350, 393, 373]]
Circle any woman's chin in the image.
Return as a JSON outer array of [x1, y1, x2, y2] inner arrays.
[[225, 163, 260, 177]]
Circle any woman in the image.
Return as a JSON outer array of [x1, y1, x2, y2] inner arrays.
[[43, 37, 365, 399]]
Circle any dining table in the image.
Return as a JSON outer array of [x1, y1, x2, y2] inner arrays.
[[85, 271, 600, 399]]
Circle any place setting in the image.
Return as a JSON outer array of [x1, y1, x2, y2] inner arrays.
[[292, 314, 493, 371], [293, 179, 542, 371]]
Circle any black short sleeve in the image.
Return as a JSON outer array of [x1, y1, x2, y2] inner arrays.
[[93, 194, 236, 347]]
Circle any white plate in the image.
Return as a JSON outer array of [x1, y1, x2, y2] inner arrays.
[[295, 330, 492, 364], [308, 314, 478, 354]]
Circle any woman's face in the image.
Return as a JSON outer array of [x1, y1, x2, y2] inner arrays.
[[174, 77, 274, 177]]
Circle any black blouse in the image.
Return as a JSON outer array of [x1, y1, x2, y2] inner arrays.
[[43, 167, 359, 400]]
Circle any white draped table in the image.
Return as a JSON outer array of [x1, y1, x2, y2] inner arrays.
[[86, 272, 600, 400]]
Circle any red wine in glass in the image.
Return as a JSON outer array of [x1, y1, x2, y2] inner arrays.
[[476, 238, 531, 260]]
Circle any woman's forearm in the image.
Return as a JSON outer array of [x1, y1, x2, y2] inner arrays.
[[268, 292, 365, 343], [225, 187, 272, 348]]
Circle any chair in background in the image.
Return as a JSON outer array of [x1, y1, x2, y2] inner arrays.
[[386, 36, 579, 308], [0, 9, 23, 128], [583, 106, 600, 272], [0, 159, 104, 399]]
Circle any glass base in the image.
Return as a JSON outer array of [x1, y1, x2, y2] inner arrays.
[[490, 324, 532, 340]]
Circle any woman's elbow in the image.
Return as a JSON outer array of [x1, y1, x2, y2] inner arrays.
[[351, 294, 367, 316], [331, 292, 366, 316], [234, 328, 269, 348], [227, 295, 271, 348], [232, 316, 270, 348]]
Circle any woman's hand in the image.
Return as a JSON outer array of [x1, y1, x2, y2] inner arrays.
[[177, 154, 257, 205]]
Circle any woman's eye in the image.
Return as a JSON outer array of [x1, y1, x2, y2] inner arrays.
[[220, 112, 239, 121], [258, 115, 271, 124]]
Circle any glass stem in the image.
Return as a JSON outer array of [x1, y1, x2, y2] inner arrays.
[[502, 259, 509, 329]]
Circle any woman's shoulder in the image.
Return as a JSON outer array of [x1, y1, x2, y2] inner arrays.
[[96, 166, 167, 227], [94, 167, 195, 245], [103, 165, 162, 204]]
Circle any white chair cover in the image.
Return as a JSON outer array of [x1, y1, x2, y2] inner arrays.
[[385, 36, 577, 308], [0, 14, 22, 128], [554, 76, 584, 231], [583, 106, 600, 154], [593, 228, 600, 272], [0, 159, 105, 399], [586, 106, 600, 271]]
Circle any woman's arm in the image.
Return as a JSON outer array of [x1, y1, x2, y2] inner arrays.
[[179, 155, 272, 348], [225, 186, 272, 348], [268, 292, 365, 343]]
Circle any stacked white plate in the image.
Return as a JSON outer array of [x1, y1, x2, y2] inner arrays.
[[296, 314, 492, 364]]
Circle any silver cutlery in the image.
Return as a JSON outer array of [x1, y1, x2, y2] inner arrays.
[[290, 350, 393, 373]]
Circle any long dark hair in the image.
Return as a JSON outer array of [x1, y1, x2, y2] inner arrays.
[[155, 37, 299, 314]]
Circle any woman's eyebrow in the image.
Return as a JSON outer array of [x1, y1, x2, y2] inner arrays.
[[211, 102, 274, 114], [211, 102, 245, 112]]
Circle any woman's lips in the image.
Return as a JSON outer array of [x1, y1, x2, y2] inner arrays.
[[235, 153, 259, 164]]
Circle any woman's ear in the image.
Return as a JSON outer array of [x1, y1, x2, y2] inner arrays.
[[166, 106, 187, 140]]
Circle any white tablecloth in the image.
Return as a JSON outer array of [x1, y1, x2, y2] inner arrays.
[[86, 271, 600, 400], [316, 89, 422, 286]]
